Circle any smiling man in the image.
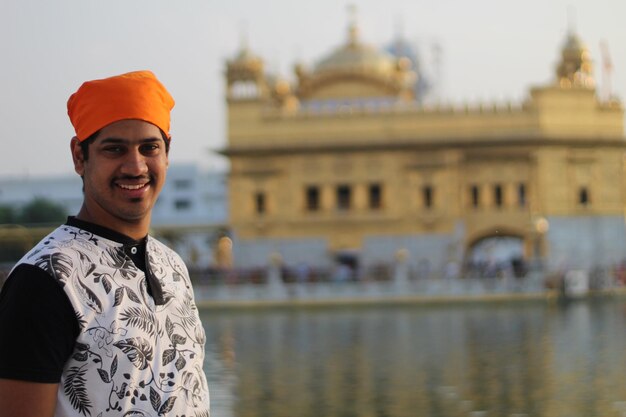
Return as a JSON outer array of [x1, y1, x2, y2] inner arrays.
[[0, 71, 210, 417]]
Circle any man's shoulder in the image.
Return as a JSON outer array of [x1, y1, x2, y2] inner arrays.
[[148, 235, 182, 257], [22, 224, 104, 258], [13, 223, 113, 277], [16, 225, 70, 262]]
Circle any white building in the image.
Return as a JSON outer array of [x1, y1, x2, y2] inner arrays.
[[153, 164, 227, 228], [0, 175, 83, 216]]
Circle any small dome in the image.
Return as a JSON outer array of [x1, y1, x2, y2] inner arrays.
[[555, 31, 594, 89], [226, 44, 269, 100], [385, 37, 432, 103], [227, 46, 264, 74], [386, 37, 417, 61]]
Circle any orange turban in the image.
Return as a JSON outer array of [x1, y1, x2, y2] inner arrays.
[[67, 70, 175, 141]]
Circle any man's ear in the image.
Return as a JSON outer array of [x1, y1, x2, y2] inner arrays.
[[70, 137, 85, 176]]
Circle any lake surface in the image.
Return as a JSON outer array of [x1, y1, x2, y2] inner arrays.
[[200, 299, 626, 417]]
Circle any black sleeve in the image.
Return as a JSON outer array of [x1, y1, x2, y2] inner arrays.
[[0, 264, 79, 383]]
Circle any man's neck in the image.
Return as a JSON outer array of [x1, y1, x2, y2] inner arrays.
[[76, 205, 150, 241]]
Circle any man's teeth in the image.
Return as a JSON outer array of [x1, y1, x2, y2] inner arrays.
[[119, 184, 146, 190]]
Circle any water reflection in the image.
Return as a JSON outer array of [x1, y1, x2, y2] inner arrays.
[[201, 300, 626, 417]]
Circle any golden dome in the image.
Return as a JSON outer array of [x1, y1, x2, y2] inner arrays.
[[312, 20, 396, 78], [296, 15, 415, 101], [314, 43, 396, 76]]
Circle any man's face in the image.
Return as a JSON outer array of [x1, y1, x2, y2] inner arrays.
[[71, 119, 169, 230]]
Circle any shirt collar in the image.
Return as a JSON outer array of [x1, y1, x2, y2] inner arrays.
[[65, 216, 147, 246]]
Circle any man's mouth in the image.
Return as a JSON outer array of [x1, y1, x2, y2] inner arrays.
[[114, 177, 152, 193], [117, 183, 148, 190]]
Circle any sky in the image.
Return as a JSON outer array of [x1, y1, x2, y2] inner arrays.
[[0, 0, 625, 178]]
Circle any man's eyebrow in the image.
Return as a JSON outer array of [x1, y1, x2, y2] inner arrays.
[[98, 137, 163, 144]]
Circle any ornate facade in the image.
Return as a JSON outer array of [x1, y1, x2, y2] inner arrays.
[[223, 21, 626, 275]]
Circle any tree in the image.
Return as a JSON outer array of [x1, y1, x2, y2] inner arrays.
[[17, 197, 67, 225], [0, 205, 15, 224]]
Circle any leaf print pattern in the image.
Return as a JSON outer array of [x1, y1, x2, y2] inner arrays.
[[75, 311, 88, 330], [113, 337, 154, 370], [77, 250, 97, 279], [93, 273, 113, 294], [174, 304, 198, 331], [150, 387, 177, 416], [126, 287, 141, 303], [114, 286, 143, 307], [96, 354, 118, 384], [162, 349, 177, 366], [121, 307, 158, 338], [101, 247, 138, 280], [194, 324, 206, 347], [165, 316, 175, 338], [160, 314, 194, 371], [180, 366, 207, 408], [73, 276, 104, 314], [167, 254, 188, 285], [34, 252, 73, 284], [175, 355, 187, 371], [160, 289, 175, 306], [65, 365, 93, 416], [113, 288, 124, 306], [171, 334, 187, 346]]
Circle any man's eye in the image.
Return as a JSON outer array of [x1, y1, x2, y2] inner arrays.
[[141, 144, 159, 153], [103, 146, 123, 153]]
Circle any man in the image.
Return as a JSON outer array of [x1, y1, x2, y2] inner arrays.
[[0, 71, 210, 417]]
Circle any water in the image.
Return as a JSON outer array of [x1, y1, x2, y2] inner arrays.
[[200, 299, 626, 417]]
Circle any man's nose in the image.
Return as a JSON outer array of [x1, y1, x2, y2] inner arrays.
[[120, 149, 148, 176]]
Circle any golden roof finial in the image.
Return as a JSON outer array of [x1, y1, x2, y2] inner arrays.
[[347, 4, 359, 46], [566, 5, 577, 35], [236, 20, 250, 58]]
